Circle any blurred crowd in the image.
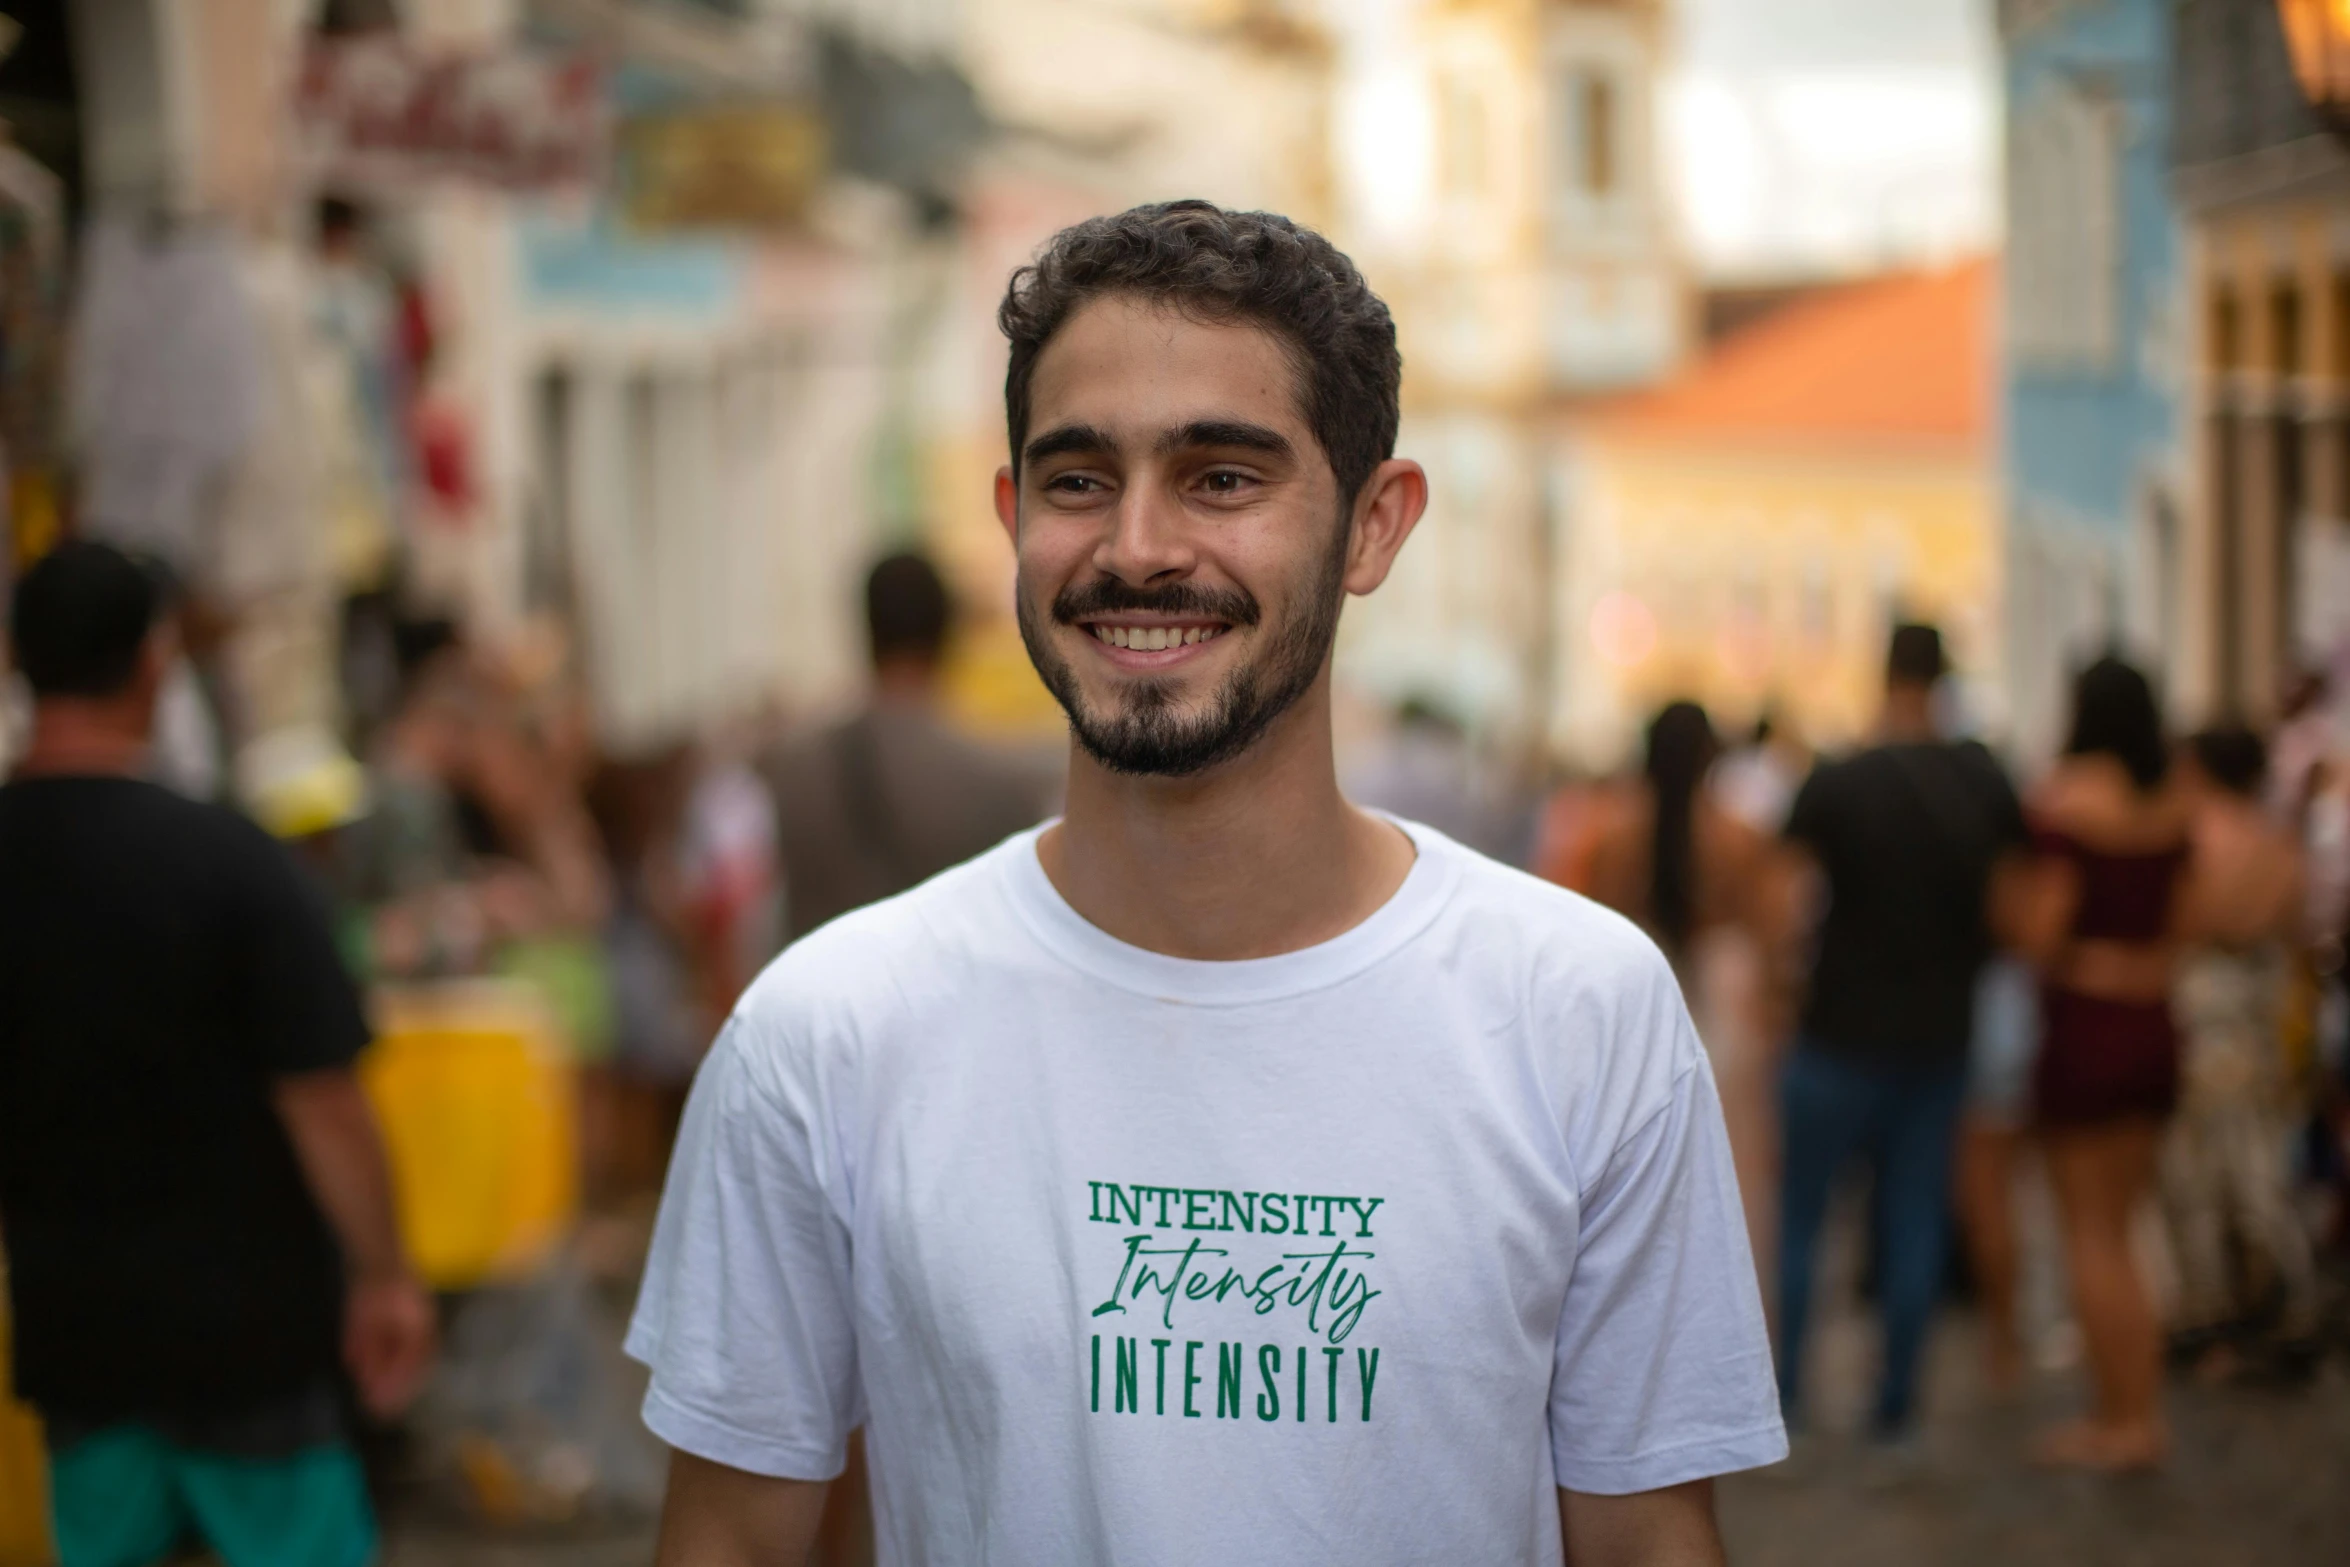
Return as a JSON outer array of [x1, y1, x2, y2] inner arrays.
[[292, 548, 1059, 1212], [1525, 626, 2350, 1474]]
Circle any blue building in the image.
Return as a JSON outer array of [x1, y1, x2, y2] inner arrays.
[[1999, 0, 2184, 756]]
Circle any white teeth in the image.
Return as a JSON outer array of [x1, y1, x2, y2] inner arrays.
[[1091, 623, 1227, 650]]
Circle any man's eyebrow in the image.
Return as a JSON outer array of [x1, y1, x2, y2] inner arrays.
[[1023, 423, 1118, 466], [1158, 420, 1294, 459]]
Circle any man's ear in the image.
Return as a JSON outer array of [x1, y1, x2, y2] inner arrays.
[[995, 466, 1019, 547], [1342, 459, 1429, 597]]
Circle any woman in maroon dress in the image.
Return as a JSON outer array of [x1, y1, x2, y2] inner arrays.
[[2011, 658, 2191, 1470]]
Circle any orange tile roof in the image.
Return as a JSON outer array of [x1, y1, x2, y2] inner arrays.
[[1592, 258, 1991, 452]]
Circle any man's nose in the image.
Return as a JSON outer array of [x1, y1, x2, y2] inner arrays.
[[1093, 479, 1198, 585]]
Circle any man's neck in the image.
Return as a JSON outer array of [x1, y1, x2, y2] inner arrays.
[[14, 703, 150, 780], [871, 655, 940, 708], [1878, 685, 1937, 744], [1038, 680, 1415, 961]]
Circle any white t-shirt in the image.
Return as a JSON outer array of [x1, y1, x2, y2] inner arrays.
[[627, 820, 1784, 1564]]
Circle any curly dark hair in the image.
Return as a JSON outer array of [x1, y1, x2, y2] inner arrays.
[[997, 200, 1402, 506]]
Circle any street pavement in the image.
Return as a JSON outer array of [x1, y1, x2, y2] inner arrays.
[[1720, 1305, 2350, 1567], [387, 1305, 2350, 1566]]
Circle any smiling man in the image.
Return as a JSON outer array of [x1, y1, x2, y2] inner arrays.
[[629, 202, 1785, 1566]]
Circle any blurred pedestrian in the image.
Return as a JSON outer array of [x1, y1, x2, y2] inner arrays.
[[342, 621, 609, 980], [2009, 656, 2190, 1470], [586, 750, 706, 1204], [2163, 725, 2321, 1373], [763, 550, 1051, 943], [1775, 623, 2028, 1456], [0, 543, 431, 1567], [1555, 700, 1795, 1259], [1951, 953, 2040, 1392]]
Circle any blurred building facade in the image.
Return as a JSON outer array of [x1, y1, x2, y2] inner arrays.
[[53, 0, 987, 782], [1330, 0, 1687, 752], [2172, 0, 2350, 726], [1998, 0, 2185, 761], [1553, 263, 1998, 761]]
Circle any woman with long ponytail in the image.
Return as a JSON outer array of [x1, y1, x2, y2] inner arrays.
[[1644, 701, 1721, 967], [1547, 699, 1793, 1261]]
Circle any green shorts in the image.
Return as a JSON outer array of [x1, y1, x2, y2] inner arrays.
[[47, 1425, 377, 1567]]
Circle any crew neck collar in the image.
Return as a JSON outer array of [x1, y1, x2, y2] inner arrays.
[[1000, 815, 1460, 1005]]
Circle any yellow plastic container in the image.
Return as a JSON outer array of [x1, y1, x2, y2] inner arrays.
[[362, 981, 580, 1292], [0, 1269, 54, 1567]]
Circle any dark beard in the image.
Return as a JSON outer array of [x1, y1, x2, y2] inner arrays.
[[1018, 522, 1349, 778]]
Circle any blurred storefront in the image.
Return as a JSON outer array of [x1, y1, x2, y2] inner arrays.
[[1998, 0, 2186, 762], [43, 0, 985, 781], [1551, 261, 1999, 763], [2172, 0, 2350, 729]]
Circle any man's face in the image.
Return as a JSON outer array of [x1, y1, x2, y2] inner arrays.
[[998, 295, 1350, 777]]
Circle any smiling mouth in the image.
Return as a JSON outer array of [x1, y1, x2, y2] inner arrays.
[[1083, 622, 1229, 652]]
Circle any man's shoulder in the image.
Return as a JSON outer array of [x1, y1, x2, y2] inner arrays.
[[1440, 828, 1653, 938], [735, 833, 1034, 1028], [2, 775, 277, 857], [1419, 827, 1681, 1010], [1419, 830, 1700, 1164]]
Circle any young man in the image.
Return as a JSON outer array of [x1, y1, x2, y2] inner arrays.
[[0, 543, 433, 1566], [1775, 624, 2027, 1452], [631, 202, 1783, 1565]]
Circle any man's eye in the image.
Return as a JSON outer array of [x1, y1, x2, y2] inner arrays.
[[1047, 474, 1102, 494], [1202, 471, 1249, 494]]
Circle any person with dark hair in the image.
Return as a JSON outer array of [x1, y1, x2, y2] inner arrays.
[[1775, 621, 2028, 1463], [1549, 701, 1794, 1266], [636, 202, 1783, 1563], [2007, 655, 2191, 1468], [761, 549, 1052, 946], [2160, 727, 2320, 1375], [1559, 703, 1784, 986], [0, 542, 432, 1565]]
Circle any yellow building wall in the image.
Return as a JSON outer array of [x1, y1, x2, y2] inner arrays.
[[1558, 435, 1998, 764]]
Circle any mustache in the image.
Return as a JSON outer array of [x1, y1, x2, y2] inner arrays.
[[1050, 578, 1260, 628]]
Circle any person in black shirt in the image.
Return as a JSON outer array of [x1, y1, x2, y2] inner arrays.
[[1774, 623, 2027, 1456], [0, 543, 432, 1567]]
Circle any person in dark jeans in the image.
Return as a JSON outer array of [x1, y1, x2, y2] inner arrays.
[[1777, 623, 2027, 1452], [0, 543, 433, 1567]]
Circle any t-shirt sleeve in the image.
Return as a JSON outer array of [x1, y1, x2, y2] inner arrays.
[[234, 825, 371, 1075], [625, 1014, 861, 1480], [1548, 1030, 1787, 1494]]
